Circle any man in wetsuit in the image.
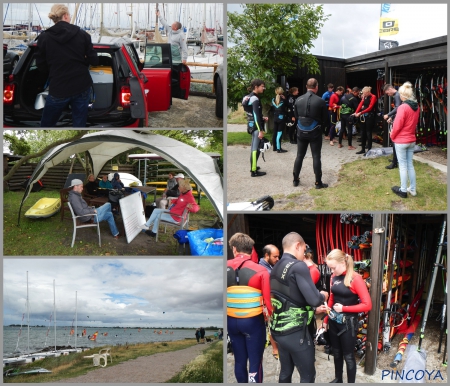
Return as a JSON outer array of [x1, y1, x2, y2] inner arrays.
[[270, 232, 329, 383], [383, 84, 402, 169], [293, 78, 329, 189], [338, 87, 360, 149], [259, 244, 280, 360], [157, 10, 188, 64], [227, 232, 272, 383], [242, 79, 268, 177]]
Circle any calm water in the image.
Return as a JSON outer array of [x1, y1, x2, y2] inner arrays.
[[3, 326, 216, 355]]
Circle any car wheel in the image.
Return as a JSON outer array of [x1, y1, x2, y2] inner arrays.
[[215, 75, 223, 119]]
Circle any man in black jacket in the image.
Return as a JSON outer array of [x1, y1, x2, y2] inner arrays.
[[36, 4, 98, 127], [293, 78, 329, 189]]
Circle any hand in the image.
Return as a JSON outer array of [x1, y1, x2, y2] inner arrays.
[[320, 290, 329, 302], [315, 304, 328, 314], [258, 131, 265, 139], [322, 322, 328, 331], [383, 114, 389, 120], [292, 117, 295, 121], [281, 95, 285, 99], [333, 303, 343, 313], [263, 116, 269, 122], [182, 59, 187, 65], [387, 118, 392, 124]]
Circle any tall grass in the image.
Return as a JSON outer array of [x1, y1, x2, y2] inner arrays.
[[167, 340, 223, 383]]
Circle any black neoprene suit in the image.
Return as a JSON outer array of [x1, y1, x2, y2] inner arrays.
[[270, 254, 326, 383]]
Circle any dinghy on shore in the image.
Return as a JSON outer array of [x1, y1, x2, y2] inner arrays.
[[24, 198, 60, 219]]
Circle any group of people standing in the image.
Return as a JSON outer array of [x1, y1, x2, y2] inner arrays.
[[242, 77, 419, 196], [227, 232, 372, 383]]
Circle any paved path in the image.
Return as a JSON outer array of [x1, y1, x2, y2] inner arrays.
[[57, 344, 207, 383]]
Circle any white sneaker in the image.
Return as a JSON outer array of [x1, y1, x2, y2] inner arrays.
[[407, 187, 417, 196], [140, 224, 149, 230]]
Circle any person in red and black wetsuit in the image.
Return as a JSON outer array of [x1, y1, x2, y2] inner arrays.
[[322, 249, 372, 383], [227, 233, 272, 383], [328, 86, 344, 146], [354, 86, 377, 155]]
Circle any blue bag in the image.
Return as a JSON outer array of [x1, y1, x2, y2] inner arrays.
[[173, 230, 190, 244]]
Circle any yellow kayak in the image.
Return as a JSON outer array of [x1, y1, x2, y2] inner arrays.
[[25, 198, 61, 219]]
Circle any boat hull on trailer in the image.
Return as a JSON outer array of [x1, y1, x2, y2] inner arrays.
[[24, 198, 61, 219]]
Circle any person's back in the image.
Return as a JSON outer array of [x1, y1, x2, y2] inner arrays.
[[36, 20, 98, 98], [294, 89, 328, 128]]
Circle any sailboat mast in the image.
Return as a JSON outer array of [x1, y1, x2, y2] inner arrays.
[[28, 4, 32, 34], [75, 291, 77, 349], [27, 271, 29, 354], [53, 279, 56, 351]]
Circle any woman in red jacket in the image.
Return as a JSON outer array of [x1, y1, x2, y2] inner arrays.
[[323, 249, 372, 383], [390, 81, 420, 198], [142, 179, 199, 237], [354, 86, 377, 155]]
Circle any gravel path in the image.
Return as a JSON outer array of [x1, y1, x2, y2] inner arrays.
[[57, 344, 207, 383], [227, 124, 447, 207]]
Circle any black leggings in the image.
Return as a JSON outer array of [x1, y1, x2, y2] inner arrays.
[[359, 114, 375, 151], [293, 127, 323, 183], [328, 319, 358, 383], [272, 121, 285, 150], [339, 114, 353, 146], [273, 328, 316, 383]]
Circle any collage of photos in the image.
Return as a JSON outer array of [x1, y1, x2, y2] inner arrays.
[[1, 1, 448, 385]]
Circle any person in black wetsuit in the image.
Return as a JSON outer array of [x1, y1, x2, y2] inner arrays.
[[338, 87, 360, 149], [293, 78, 329, 189], [271, 87, 288, 153], [286, 87, 299, 144], [270, 232, 329, 383], [354, 86, 377, 155], [323, 249, 372, 383], [383, 84, 402, 169], [242, 79, 268, 177]]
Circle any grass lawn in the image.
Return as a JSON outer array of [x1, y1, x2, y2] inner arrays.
[[3, 340, 199, 383], [303, 157, 447, 211], [167, 340, 223, 383], [3, 190, 220, 256]]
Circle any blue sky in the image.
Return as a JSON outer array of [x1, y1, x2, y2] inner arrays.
[[3, 259, 223, 328], [227, 3, 447, 58]]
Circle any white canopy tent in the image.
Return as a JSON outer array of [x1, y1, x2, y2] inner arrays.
[[18, 130, 223, 221]]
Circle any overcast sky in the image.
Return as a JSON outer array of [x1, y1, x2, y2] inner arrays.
[[3, 3, 223, 30], [227, 3, 447, 58], [4, 259, 223, 328]]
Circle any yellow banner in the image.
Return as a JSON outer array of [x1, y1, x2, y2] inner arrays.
[[379, 18, 399, 36]]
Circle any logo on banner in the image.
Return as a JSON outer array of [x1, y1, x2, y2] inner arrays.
[[379, 18, 399, 36]]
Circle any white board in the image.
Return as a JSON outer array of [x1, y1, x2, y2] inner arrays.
[[119, 192, 146, 244]]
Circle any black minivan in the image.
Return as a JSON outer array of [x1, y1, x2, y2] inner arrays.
[[3, 36, 149, 127]]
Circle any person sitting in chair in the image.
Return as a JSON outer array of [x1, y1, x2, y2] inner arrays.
[[68, 179, 120, 239], [99, 174, 113, 189], [142, 179, 199, 238], [85, 174, 99, 196], [111, 172, 125, 190], [155, 173, 184, 209]]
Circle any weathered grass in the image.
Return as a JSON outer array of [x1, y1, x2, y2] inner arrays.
[[167, 340, 223, 383], [4, 340, 198, 383], [227, 106, 246, 124], [308, 157, 447, 211]]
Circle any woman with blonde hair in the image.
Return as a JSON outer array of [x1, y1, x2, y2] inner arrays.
[[390, 81, 420, 198], [353, 86, 377, 155], [323, 249, 372, 383], [36, 3, 98, 127], [271, 87, 288, 153], [142, 178, 199, 238]]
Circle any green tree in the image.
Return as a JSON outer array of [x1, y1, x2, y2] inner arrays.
[[227, 4, 328, 109]]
